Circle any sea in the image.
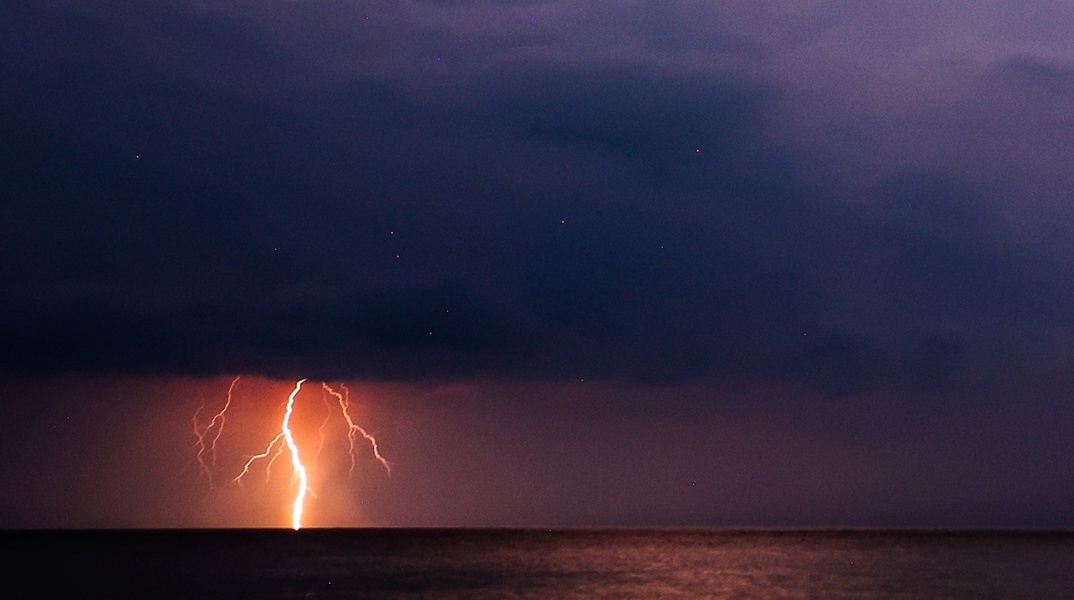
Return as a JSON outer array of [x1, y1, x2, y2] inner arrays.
[[7, 529, 1073, 599]]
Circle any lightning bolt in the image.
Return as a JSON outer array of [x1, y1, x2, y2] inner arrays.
[[322, 382, 392, 477], [232, 381, 308, 529], [233, 433, 286, 483], [281, 379, 309, 530], [313, 393, 336, 467], [196, 377, 390, 530], [191, 376, 241, 486]]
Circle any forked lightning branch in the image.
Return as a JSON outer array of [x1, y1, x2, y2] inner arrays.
[[191, 377, 390, 529]]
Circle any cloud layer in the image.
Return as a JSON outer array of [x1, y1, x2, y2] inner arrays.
[[3, 1, 1074, 395]]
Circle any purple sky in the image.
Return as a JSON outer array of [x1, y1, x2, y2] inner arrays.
[[2, 1, 1073, 528]]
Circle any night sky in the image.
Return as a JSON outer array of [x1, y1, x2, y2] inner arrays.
[[3, 1, 1074, 529]]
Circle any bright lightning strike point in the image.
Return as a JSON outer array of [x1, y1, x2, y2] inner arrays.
[[232, 381, 309, 529], [197, 377, 391, 530], [281, 379, 309, 530]]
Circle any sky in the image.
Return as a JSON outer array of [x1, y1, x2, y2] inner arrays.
[[2, 0, 1074, 529]]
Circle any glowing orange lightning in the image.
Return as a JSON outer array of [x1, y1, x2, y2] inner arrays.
[[195, 376, 390, 530], [233, 433, 286, 482], [191, 376, 241, 486], [322, 383, 392, 477], [281, 379, 309, 530]]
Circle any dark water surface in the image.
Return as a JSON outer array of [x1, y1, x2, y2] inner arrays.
[[5, 529, 1073, 598]]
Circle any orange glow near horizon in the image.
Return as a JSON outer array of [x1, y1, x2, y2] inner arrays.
[[192, 376, 390, 529]]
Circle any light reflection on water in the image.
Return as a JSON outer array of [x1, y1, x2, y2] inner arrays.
[[11, 529, 1074, 598]]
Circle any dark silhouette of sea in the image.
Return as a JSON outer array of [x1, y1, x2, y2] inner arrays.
[[5, 529, 1073, 598]]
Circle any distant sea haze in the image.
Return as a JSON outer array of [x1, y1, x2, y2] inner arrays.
[[9, 529, 1074, 598]]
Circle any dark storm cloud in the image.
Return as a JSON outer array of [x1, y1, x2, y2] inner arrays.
[[4, 1, 1074, 396], [871, 172, 1065, 321]]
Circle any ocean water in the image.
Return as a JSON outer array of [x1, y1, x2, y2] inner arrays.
[[7, 529, 1073, 599]]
